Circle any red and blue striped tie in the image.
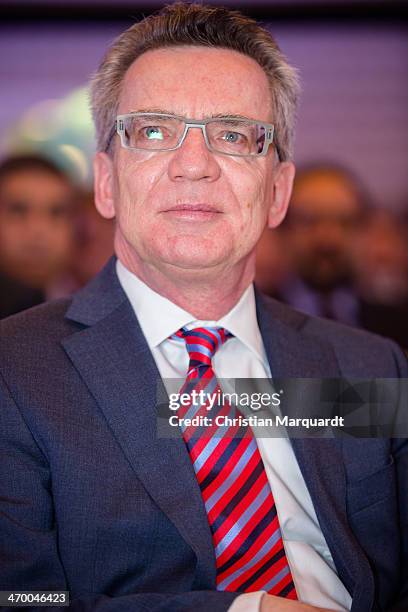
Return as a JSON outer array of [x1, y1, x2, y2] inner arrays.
[[171, 326, 297, 598]]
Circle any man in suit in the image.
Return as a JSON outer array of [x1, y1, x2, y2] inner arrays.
[[272, 165, 408, 350], [0, 4, 407, 611], [274, 164, 368, 327]]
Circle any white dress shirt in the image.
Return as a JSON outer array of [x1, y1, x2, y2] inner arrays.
[[116, 259, 352, 612]]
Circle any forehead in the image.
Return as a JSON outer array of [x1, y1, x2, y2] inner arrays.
[[118, 46, 273, 121], [0, 170, 71, 205]]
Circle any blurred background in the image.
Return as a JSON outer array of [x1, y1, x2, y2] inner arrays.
[[0, 0, 407, 350]]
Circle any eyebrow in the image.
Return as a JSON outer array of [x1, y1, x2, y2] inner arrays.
[[129, 108, 261, 121]]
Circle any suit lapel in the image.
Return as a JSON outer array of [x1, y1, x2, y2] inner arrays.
[[255, 291, 375, 610], [61, 257, 216, 586]]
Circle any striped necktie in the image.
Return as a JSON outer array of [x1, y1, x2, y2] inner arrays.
[[171, 326, 297, 598]]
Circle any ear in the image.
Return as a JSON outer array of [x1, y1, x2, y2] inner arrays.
[[93, 151, 116, 219], [267, 161, 295, 229]]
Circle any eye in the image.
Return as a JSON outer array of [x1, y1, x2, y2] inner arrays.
[[144, 126, 164, 140], [222, 131, 242, 143], [6, 201, 30, 218]]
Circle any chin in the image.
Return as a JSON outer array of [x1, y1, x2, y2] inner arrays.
[[156, 248, 226, 272], [153, 235, 230, 269], [164, 253, 224, 271]]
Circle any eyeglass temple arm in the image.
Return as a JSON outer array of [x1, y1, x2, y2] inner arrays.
[[104, 122, 118, 153]]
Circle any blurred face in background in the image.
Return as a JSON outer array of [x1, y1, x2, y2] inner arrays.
[[0, 168, 75, 289], [284, 170, 363, 292]]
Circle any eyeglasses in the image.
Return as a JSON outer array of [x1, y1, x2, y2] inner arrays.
[[111, 112, 276, 157]]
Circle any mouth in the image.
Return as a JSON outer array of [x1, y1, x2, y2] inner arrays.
[[161, 203, 222, 220]]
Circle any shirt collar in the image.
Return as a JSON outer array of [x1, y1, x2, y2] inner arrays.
[[116, 258, 268, 367]]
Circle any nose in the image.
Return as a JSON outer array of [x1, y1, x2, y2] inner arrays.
[[25, 210, 53, 239], [315, 218, 349, 246], [167, 125, 221, 182]]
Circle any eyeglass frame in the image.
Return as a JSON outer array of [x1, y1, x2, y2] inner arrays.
[[107, 112, 279, 159]]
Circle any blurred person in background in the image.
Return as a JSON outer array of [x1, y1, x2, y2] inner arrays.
[[271, 162, 408, 349], [70, 190, 114, 287], [0, 154, 77, 318], [352, 209, 408, 350], [275, 163, 368, 326]]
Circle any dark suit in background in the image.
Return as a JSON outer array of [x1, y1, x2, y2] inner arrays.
[[0, 271, 44, 319]]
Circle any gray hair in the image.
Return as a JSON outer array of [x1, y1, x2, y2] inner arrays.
[[90, 2, 300, 161]]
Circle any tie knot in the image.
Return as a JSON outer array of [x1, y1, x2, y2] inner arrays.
[[171, 326, 232, 368]]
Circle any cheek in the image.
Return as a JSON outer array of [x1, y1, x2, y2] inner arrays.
[[4, 226, 26, 244], [228, 166, 270, 232], [115, 169, 151, 231], [116, 155, 164, 218]]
